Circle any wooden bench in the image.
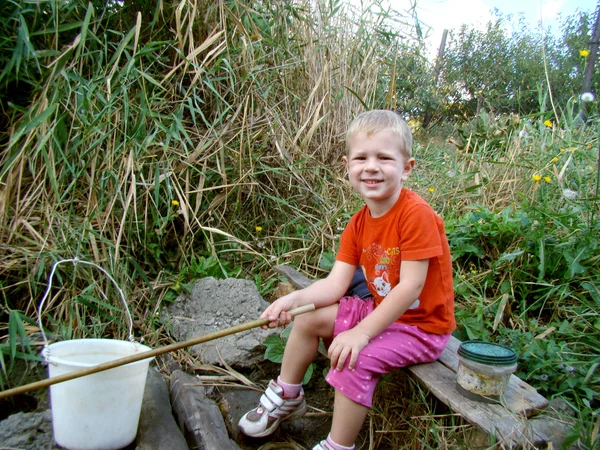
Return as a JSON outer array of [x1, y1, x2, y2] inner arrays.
[[273, 265, 570, 448]]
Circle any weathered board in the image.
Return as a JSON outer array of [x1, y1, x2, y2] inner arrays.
[[273, 265, 314, 289], [272, 265, 568, 447], [437, 336, 548, 416], [408, 358, 554, 446]]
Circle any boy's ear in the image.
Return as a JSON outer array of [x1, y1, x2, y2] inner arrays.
[[342, 155, 349, 170], [402, 158, 415, 180]]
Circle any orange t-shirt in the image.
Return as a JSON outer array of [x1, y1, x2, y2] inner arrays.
[[336, 188, 455, 334]]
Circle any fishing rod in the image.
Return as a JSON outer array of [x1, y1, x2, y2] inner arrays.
[[0, 303, 315, 400]]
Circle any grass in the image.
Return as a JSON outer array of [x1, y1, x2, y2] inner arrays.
[[0, 0, 598, 447]]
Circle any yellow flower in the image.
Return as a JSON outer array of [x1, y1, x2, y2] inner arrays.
[[568, 147, 576, 152], [171, 200, 179, 206], [560, 148, 566, 152], [544, 176, 552, 183], [580, 49, 590, 57], [428, 187, 435, 193], [532, 174, 542, 181], [255, 226, 263, 232], [552, 157, 559, 163], [544, 120, 553, 128], [461, 274, 466, 279]]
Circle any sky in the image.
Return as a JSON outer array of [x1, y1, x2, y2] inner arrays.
[[388, 0, 597, 55]]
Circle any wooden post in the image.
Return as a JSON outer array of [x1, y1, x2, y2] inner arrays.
[[433, 29, 448, 84], [422, 29, 448, 129], [579, 4, 600, 123]]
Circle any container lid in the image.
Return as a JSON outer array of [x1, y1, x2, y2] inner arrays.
[[458, 340, 517, 365]]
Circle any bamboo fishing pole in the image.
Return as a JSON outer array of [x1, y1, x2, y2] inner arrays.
[[0, 303, 315, 400]]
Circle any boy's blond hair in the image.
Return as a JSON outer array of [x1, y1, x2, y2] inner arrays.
[[346, 110, 413, 158]]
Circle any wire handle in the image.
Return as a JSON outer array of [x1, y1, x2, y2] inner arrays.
[[38, 258, 135, 353]]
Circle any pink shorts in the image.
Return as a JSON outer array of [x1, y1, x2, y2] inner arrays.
[[325, 296, 450, 408]]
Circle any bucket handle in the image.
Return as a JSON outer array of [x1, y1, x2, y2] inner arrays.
[[38, 258, 135, 353]]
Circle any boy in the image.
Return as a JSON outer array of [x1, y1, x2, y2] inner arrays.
[[239, 110, 455, 450]]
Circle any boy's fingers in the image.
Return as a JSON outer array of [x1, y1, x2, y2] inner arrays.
[[348, 350, 358, 370], [266, 306, 281, 321], [336, 348, 350, 370], [328, 343, 338, 367]]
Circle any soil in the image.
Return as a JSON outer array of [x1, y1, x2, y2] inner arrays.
[[0, 359, 50, 420]]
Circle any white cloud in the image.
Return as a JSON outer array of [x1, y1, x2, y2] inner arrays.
[[415, 0, 492, 38], [384, 0, 591, 58], [538, 1, 565, 26], [387, 0, 495, 57]]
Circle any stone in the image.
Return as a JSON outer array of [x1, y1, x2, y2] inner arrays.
[[164, 277, 278, 368], [0, 410, 60, 450], [136, 367, 188, 450], [170, 369, 241, 450]]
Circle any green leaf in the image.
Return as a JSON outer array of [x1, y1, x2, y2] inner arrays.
[[282, 326, 292, 339], [4, 103, 58, 156], [8, 311, 17, 363], [319, 251, 335, 271], [264, 335, 284, 363], [345, 86, 370, 110], [581, 282, 600, 307], [537, 238, 545, 281], [302, 363, 315, 384], [497, 249, 524, 262]]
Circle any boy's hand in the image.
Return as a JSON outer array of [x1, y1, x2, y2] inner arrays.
[[328, 329, 370, 371], [260, 294, 295, 329]]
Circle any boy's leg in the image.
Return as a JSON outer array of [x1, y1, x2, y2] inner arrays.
[[280, 304, 338, 385], [320, 297, 450, 447], [238, 304, 338, 437], [329, 389, 368, 447]]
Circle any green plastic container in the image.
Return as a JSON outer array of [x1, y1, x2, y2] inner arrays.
[[456, 340, 517, 402]]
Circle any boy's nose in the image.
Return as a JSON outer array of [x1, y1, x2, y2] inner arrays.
[[365, 159, 379, 171]]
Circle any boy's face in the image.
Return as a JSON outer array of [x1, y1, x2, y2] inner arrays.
[[344, 130, 414, 217]]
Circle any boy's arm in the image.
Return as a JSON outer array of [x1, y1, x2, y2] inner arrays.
[[261, 260, 356, 328], [355, 259, 429, 337], [329, 259, 429, 370]]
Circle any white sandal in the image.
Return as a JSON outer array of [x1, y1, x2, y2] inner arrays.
[[238, 379, 307, 437]]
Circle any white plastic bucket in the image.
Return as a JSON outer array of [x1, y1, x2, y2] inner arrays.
[[44, 338, 154, 450]]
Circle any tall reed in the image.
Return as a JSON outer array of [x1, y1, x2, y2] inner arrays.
[[0, 0, 420, 336]]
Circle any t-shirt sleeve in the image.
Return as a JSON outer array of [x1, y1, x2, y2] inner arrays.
[[336, 214, 360, 265], [401, 204, 443, 261]]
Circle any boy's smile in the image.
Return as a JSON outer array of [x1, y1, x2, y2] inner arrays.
[[344, 130, 414, 218]]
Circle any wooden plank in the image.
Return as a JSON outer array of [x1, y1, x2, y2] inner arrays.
[[408, 362, 550, 447], [438, 336, 548, 416], [273, 265, 313, 289]]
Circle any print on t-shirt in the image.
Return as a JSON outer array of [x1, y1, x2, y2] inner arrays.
[[361, 243, 420, 309]]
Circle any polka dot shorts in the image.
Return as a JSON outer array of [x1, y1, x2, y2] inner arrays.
[[325, 296, 450, 408]]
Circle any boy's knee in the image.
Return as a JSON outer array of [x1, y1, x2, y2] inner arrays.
[[293, 306, 336, 338], [293, 311, 319, 332]]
